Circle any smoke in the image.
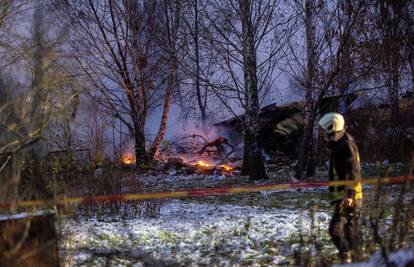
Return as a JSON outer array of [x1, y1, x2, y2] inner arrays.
[[143, 103, 247, 162], [146, 104, 223, 142]]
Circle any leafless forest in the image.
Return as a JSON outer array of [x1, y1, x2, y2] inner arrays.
[[0, 0, 413, 266]]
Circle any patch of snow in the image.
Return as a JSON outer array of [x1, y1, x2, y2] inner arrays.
[[62, 200, 330, 266], [334, 248, 414, 267], [0, 210, 54, 221]]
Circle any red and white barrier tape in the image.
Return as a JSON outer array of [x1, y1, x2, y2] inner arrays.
[[0, 175, 413, 209]]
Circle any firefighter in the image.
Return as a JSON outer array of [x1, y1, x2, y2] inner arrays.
[[318, 112, 363, 263]]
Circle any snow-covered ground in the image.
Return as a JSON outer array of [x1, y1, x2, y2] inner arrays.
[[334, 247, 414, 267], [59, 165, 414, 266], [61, 199, 332, 266]]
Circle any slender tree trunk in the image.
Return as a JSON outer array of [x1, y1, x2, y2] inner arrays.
[[239, 0, 267, 180], [338, 0, 353, 113], [149, 0, 180, 159], [306, 114, 319, 177], [296, 110, 318, 178], [63, 116, 74, 161], [296, 0, 316, 179], [150, 60, 176, 159], [193, 0, 207, 128], [380, 1, 400, 122], [65, 89, 80, 160]]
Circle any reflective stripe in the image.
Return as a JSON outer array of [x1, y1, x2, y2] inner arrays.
[[354, 152, 363, 200], [353, 182, 363, 199]]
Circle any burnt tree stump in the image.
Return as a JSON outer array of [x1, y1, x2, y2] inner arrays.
[[0, 211, 60, 267]]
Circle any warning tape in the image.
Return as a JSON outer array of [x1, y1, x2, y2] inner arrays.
[[0, 175, 413, 209]]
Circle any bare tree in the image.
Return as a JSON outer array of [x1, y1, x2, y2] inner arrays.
[[374, 0, 406, 121], [295, 0, 317, 179], [199, 0, 293, 180], [178, 0, 219, 128], [238, 0, 267, 180], [149, 0, 182, 158], [54, 0, 182, 164], [288, 0, 368, 178], [0, 1, 71, 206]]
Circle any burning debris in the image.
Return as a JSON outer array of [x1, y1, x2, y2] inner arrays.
[[194, 160, 237, 174], [170, 135, 241, 176], [121, 152, 136, 166], [163, 158, 240, 176], [196, 160, 234, 172], [119, 135, 242, 176]]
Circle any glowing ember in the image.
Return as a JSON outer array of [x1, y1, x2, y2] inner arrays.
[[197, 160, 212, 168], [219, 164, 233, 171], [196, 160, 234, 172], [121, 152, 136, 165]]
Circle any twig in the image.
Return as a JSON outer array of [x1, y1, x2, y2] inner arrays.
[[0, 154, 12, 174]]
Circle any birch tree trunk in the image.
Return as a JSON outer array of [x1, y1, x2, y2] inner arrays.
[[296, 0, 317, 179], [239, 0, 267, 180], [125, 0, 152, 165], [149, 0, 181, 159], [150, 60, 177, 159]]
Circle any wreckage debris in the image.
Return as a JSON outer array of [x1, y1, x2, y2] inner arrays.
[[117, 135, 242, 177], [198, 136, 233, 154], [162, 158, 241, 176]]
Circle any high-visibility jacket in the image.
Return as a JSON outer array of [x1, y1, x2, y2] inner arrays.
[[328, 132, 363, 203]]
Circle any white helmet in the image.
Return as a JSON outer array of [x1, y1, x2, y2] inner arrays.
[[318, 112, 345, 133]]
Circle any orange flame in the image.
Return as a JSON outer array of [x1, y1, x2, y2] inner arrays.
[[196, 160, 233, 172], [219, 164, 233, 171], [121, 152, 136, 165], [197, 160, 212, 168]]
